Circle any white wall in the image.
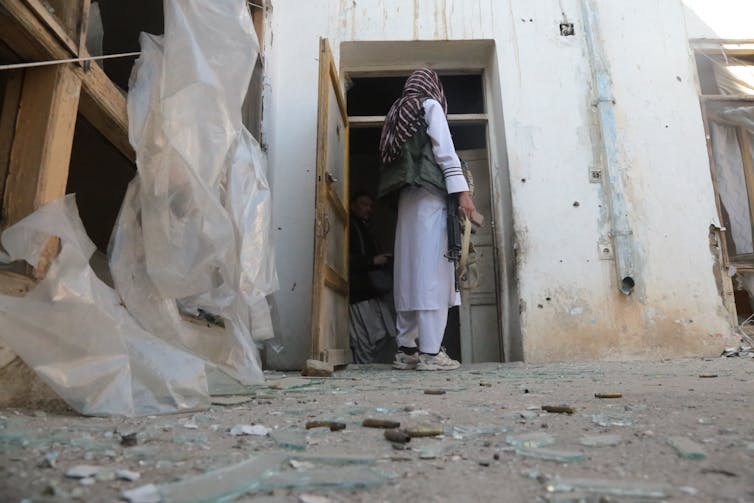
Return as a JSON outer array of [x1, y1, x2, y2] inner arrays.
[[264, 0, 745, 368]]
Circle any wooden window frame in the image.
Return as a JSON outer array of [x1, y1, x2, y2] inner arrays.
[[0, 0, 132, 277], [695, 44, 754, 270]]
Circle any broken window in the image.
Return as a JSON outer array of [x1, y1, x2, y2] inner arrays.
[[696, 46, 754, 321]]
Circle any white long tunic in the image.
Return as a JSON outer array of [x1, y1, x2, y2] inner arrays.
[[393, 99, 469, 312]]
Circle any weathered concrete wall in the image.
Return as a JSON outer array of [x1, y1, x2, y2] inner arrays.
[[264, 0, 748, 368]]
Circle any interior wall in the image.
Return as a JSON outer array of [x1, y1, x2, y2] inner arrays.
[[264, 0, 742, 369], [98, 0, 164, 90], [66, 116, 135, 253]]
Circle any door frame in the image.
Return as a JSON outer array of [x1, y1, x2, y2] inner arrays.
[[343, 64, 509, 362]]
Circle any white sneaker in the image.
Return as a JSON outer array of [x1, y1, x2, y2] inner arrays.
[[417, 349, 460, 371], [393, 351, 419, 370]]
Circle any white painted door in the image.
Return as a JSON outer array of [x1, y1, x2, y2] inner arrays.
[[458, 148, 502, 362]]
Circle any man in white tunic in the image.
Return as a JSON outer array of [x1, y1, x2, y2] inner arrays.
[[378, 69, 475, 371]]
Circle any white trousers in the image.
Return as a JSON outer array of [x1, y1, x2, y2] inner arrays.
[[393, 186, 459, 311], [396, 309, 448, 354]]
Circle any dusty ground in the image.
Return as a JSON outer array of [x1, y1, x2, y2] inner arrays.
[[1, 357, 753, 503]]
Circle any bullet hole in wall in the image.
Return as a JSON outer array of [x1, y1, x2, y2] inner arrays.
[[537, 304, 543, 309], [573, 201, 580, 207], [521, 178, 526, 183], [545, 297, 551, 302]]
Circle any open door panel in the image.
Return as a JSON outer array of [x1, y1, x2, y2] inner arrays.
[[310, 38, 350, 365]]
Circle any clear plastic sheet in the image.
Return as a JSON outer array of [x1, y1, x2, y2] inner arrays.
[[707, 54, 754, 96], [709, 123, 753, 255], [707, 101, 754, 131], [0, 0, 277, 414], [110, 0, 277, 384], [0, 196, 209, 416]]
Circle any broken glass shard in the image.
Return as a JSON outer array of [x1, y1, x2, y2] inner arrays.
[[578, 434, 621, 447], [667, 436, 706, 460], [270, 429, 307, 451], [591, 413, 633, 427], [258, 466, 387, 492], [506, 432, 555, 448], [516, 447, 585, 463], [545, 477, 671, 499], [159, 453, 287, 503]]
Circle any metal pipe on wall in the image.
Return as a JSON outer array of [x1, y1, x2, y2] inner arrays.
[[581, 0, 637, 295]]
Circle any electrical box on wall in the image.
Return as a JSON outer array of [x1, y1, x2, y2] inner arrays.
[[590, 167, 602, 183], [598, 240, 614, 260]]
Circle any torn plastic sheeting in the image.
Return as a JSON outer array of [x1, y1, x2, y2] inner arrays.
[[123, 0, 277, 305], [709, 123, 753, 255], [703, 53, 754, 96], [113, 0, 276, 379], [109, 0, 277, 386], [109, 179, 263, 386], [707, 101, 754, 131], [0, 195, 209, 416]]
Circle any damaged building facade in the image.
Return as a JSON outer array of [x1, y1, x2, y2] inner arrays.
[[262, 0, 754, 369], [0, 0, 753, 385]]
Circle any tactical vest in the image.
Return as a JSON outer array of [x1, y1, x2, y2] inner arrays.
[[378, 126, 446, 198]]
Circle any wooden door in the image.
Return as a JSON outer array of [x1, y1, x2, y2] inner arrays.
[[458, 148, 502, 362], [310, 38, 351, 365]]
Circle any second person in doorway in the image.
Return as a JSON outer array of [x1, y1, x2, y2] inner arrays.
[[378, 68, 475, 371]]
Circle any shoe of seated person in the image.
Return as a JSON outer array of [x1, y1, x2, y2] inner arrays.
[[393, 350, 419, 370], [417, 349, 460, 371]]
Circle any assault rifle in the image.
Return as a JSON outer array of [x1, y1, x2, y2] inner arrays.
[[446, 193, 462, 292]]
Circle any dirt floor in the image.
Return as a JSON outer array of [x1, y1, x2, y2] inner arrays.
[[1, 357, 753, 503]]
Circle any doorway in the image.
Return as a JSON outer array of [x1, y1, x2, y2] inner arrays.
[[346, 72, 503, 362]]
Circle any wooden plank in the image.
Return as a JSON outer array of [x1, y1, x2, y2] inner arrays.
[[321, 348, 349, 366], [3, 64, 81, 276], [324, 265, 348, 295], [0, 5, 55, 61], [0, 2, 133, 162], [326, 185, 347, 223], [0, 71, 24, 217], [690, 38, 754, 45], [77, 59, 134, 161], [328, 56, 348, 126], [310, 37, 331, 359], [77, 0, 91, 56], [349, 113, 489, 128], [701, 95, 754, 102], [20, 0, 79, 55]]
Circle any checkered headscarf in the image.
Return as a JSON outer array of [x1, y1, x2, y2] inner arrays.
[[378, 69, 447, 166]]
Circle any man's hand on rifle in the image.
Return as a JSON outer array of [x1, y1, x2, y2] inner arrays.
[[458, 191, 476, 220]]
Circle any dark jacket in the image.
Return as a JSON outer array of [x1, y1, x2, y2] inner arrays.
[[349, 218, 382, 304]]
